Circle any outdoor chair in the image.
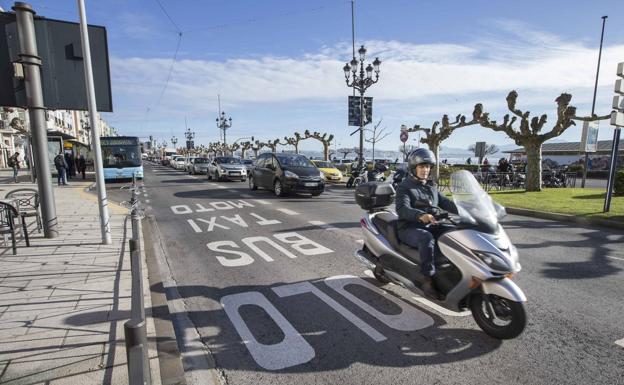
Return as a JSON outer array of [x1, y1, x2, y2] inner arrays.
[[5, 188, 42, 246], [0, 201, 18, 255]]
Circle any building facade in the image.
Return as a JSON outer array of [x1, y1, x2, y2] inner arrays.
[[0, 106, 116, 169]]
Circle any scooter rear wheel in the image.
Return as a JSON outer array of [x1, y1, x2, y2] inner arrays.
[[470, 294, 526, 340]]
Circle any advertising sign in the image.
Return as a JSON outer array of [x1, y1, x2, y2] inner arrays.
[[580, 121, 599, 153], [348, 96, 373, 126]]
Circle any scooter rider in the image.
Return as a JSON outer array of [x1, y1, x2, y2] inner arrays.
[[395, 148, 458, 299]]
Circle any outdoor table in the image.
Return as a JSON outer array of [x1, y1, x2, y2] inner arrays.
[[0, 198, 29, 247]]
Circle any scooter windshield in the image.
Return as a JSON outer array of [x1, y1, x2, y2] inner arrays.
[[449, 170, 505, 232]]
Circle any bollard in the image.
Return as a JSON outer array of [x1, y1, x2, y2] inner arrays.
[[124, 318, 151, 385]]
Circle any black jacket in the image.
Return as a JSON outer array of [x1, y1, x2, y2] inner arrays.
[[396, 176, 458, 232]]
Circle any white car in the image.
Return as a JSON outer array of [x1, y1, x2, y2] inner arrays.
[[173, 156, 187, 170]]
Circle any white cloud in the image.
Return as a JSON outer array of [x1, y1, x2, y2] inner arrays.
[[108, 21, 624, 147]]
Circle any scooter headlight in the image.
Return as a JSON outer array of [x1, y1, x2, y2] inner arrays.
[[473, 250, 512, 272]]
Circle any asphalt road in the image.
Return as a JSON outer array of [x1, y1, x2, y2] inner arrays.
[[106, 162, 624, 385]]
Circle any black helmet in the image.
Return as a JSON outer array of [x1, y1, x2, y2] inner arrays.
[[407, 148, 436, 169]]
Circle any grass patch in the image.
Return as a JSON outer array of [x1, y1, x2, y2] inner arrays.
[[486, 188, 624, 222]]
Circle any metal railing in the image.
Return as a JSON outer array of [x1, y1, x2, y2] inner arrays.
[[438, 171, 579, 192], [123, 174, 151, 385]]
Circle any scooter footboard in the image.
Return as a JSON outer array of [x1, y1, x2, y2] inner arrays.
[[481, 278, 527, 302]]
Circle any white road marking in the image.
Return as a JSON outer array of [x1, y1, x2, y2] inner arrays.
[[220, 292, 315, 370], [240, 193, 253, 198], [254, 199, 271, 205], [616, 338, 624, 348], [411, 296, 471, 317], [145, 199, 151, 203], [607, 255, 624, 262], [216, 185, 227, 189], [309, 220, 337, 230], [356, 239, 364, 244], [277, 208, 299, 216], [143, 194, 149, 197], [363, 269, 374, 278]]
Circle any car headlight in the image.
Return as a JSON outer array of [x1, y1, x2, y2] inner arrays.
[[472, 251, 512, 272], [240, 169, 246, 174], [319, 171, 325, 179], [219, 168, 226, 173], [284, 170, 299, 179]]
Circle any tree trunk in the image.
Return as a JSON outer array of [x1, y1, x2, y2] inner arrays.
[[241, 148, 247, 159], [323, 144, 329, 161], [431, 144, 440, 182], [372, 142, 375, 162], [253, 149, 258, 158], [295, 142, 299, 154], [525, 143, 542, 192]]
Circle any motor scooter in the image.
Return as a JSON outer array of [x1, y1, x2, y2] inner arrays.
[[354, 170, 527, 339]]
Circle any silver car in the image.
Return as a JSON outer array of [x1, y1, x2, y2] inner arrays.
[[207, 156, 247, 181], [189, 157, 210, 174]]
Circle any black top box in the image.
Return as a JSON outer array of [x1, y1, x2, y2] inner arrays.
[[355, 182, 395, 210]]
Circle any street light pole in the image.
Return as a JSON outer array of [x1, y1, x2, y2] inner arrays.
[[216, 111, 232, 151], [343, 45, 381, 169]]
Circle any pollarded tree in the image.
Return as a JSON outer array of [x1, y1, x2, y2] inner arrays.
[[406, 104, 483, 181], [251, 140, 265, 158], [283, 132, 303, 154], [304, 130, 334, 161], [478, 91, 609, 191], [365, 119, 391, 161], [338, 148, 356, 159], [263, 139, 281, 153], [240, 139, 255, 159]]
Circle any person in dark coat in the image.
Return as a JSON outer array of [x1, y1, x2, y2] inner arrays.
[[8, 152, 20, 183], [77, 154, 87, 179], [395, 148, 458, 299], [54, 152, 68, 186]]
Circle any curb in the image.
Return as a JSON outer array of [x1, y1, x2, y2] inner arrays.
[[505, 207, 623, 230]]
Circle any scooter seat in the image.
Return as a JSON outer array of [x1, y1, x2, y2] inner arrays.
[[372, 212, 422, 264]]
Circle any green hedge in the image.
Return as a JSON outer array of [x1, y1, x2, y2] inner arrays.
[[615, 169, 624, 196]]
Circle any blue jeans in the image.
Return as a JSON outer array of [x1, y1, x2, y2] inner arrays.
[[57, 167, 67, 185], [12, 167, 18, 182], [398, 226, 436, 277]]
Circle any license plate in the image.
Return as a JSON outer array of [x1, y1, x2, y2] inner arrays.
[[304, 182, 317, 187], [230, 171, 240, 175]]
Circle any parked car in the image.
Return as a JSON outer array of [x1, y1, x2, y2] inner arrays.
[[311, 160, 343, 182], [207, 156, 247, 181], [189, 157, 210, 174], [249, 153, 324, 197]]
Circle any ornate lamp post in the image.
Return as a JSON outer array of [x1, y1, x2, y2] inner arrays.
[[184, 127, 195, 159], [216, 111, 232, 147], [171, 136, 178, 150], [343, 45, 381, 168]]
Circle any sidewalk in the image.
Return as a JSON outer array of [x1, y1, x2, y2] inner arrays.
[[0, 179, 161, 384]]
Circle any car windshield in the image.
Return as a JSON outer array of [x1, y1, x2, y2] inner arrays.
[[449, 170, 506, 231], [314, 161, 334, 168], [177, 157, 186, 162], [277, 155, 314, 167], [216, 157, 241, 164], [194, 158, 209, 163]]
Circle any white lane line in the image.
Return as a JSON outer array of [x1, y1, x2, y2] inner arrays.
[[145, 199, 151, 203], [607, 255, 624, 262], [411, 296, 471, 317], [254, 199, 271, 205], [616, 338, 624, 348], [277, 208, 299, 216], [215, 185, 227, 189], [240, 193, 253, 199]]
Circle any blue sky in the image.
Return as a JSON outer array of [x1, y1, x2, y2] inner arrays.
[[2, 0, 624, 153]]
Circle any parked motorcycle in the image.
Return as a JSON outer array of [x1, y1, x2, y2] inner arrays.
[[354, 170, 527, 339]]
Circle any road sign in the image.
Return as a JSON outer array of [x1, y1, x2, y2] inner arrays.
[[348, 96, 373, 126], [474, 141, 486, 158], [0, 11, 113, 111], [400, 131, 408, 143]]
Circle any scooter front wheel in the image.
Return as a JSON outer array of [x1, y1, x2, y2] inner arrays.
[[372, 264, 390, 284], [470, 294, 526, 340]]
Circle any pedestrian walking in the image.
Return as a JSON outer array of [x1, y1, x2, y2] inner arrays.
[[54, 152, 68, 186], [77, 154, 86, 179], [8, 152, 20, 183], [65, 153, 76, 179]]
